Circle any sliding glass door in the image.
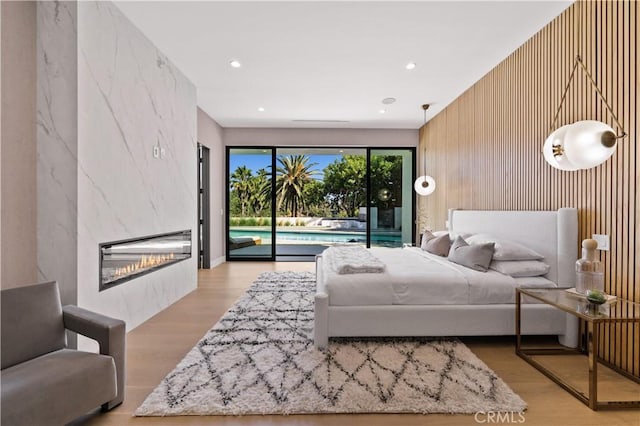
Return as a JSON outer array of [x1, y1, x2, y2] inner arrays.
[[369, 149, 415, 248], [226, 146, 414, 260], [227, 148, 274, 259], [275, 148, 366, 259]]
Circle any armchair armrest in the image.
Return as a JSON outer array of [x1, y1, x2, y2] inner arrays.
[[63, 305, 126, 410], [63, 305, 125, 347]]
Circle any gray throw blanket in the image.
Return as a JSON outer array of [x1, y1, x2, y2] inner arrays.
[[323, 245, 385, 274]]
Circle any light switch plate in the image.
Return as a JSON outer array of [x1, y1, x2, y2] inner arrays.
[[592, 234, 610, 251]]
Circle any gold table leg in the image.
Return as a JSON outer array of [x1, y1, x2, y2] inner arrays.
[[588, 321, 598, 410], [516, 289, 522, 352]]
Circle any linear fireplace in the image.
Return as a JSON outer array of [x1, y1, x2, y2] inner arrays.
[[99, 230, 192, 291]]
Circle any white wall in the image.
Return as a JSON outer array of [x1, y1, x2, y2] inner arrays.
[[35, 1, 198, 346], [75, 2, 197, 334], [197, 108, 225, 266], [224, 127, 418, 147]]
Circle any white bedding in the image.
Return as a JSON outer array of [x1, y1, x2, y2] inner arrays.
[[322, 247, 557, 306], [322, 245, 385, 274]]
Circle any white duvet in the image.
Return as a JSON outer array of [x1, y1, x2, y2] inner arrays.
[[321, 247, 556, 306]]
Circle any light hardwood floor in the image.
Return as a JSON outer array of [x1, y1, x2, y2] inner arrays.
[[76, 262, 640, 426]]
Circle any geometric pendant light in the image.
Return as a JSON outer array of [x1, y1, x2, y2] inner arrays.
[[544, 120, 617, 171], [544, 54, 626, 171], [544, 0, 625, 172]]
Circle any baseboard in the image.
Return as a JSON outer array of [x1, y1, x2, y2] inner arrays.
[[210, 256, 225, 268]]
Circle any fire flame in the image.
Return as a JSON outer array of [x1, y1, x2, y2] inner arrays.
[[113, 252, 175, 279]]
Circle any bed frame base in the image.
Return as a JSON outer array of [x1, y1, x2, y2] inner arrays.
[[314, 293, 578, 349]]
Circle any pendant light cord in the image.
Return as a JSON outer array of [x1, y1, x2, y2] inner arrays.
[[550, 1, 626, 139], [422, 104, 429, 176]]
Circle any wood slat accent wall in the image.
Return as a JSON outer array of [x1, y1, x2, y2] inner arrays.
[[418, 0, 638, 377]]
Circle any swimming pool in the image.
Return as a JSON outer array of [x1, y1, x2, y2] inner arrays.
[[229, 228, 402, 246]]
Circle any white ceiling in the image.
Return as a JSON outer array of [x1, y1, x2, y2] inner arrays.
[[115, 1, 572, 129]]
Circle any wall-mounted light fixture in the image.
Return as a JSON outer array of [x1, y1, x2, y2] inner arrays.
[[543, 3, 626, 171], [414, 104, 436, 196]]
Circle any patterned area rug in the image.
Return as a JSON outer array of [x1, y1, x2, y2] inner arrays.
[[135, 271, 526, 416]]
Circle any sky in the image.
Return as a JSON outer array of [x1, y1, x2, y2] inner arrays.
[[229, 153, 343, 180]]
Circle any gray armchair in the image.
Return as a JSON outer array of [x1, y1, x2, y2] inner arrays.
[[1, 281, 125, 425]]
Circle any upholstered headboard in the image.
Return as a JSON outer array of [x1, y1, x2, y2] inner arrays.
[[448, 208, 578, 286]]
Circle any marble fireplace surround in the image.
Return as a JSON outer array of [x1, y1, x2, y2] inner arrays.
[[37, 1, 198, 349]]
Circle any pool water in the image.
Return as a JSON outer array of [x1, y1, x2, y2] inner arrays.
[[229, 228, 402, 246]]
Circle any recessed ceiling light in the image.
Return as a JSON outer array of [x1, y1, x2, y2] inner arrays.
[[229, 60, 241, 68], [339, 150, 344, 153], [257, 107, 265, 112], [382, 97, 396, 105], [379, 109, 386, 114], [405, 62, 416, 70]]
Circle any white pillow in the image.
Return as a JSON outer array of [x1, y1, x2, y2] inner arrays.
[[489, 260, 550, 277], [512, 276, 557, 289], [466, 234, 544, 261], [450, 231, 474, 240]]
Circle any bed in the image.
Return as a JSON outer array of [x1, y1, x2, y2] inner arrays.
[[314, 208, 579, 349]]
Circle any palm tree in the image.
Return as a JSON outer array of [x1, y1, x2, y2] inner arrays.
[[249, 168, 271, 216], [276, 155, 317, 217], [230, 166, 252, 216]]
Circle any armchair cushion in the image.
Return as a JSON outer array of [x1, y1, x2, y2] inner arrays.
[[1, 281, 66, 369], [0, 349, 116, 426]]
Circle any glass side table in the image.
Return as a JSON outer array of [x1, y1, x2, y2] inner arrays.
[[516, 288, 640, 410]]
